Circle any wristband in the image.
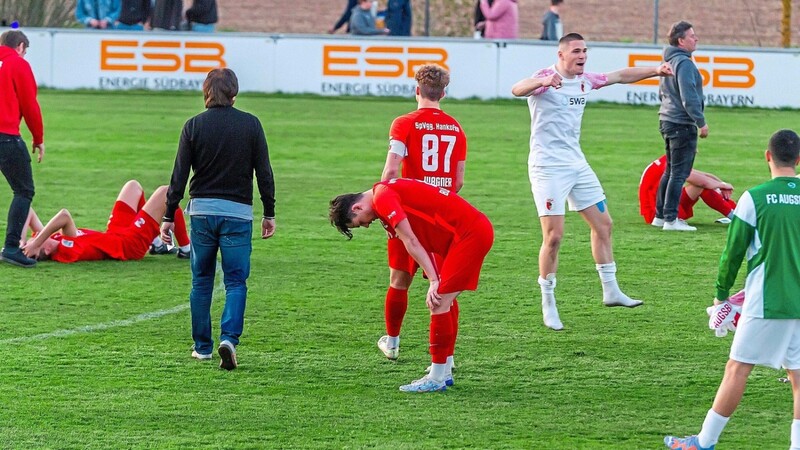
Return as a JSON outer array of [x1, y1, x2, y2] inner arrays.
[[263, 216, 275, 220], [162, 216, 174, 223]]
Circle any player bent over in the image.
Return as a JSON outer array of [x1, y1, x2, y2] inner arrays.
[[665, 129, 800, 450], [330, 179, 494, 393], [22, 180, 184, 263], [377, 64, 468, 364]]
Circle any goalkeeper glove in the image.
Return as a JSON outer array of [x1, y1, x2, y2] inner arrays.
[[707, 301, 741, 338]]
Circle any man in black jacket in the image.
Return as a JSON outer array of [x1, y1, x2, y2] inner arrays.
[[162, 68, 276, 371], [186, 0, 218, 32]]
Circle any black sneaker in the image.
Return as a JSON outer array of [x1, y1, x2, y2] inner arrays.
[[177, 247, 191, 259], [1, 247, 37, 268], [149, 243, 177, 255]]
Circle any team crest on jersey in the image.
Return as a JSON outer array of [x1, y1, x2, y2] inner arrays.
[[789, 182, 797, 189], [546, 198, 554, 210], [134, 217, 146, 228], [61, 239, 74, 248]]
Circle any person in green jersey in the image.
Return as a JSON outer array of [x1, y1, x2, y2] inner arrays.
[[665, 129, 800, 450]]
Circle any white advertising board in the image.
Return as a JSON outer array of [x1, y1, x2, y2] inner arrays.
[[500, 42, 800, 108], [47, 30, 274, 92], [22, 29, 54, 87], [275, 36, 499, 99]]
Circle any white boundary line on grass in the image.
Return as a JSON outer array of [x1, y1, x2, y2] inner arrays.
[[1, 264, 225, 345]]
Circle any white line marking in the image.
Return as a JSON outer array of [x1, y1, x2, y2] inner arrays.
[[1, 263, 225, 345]]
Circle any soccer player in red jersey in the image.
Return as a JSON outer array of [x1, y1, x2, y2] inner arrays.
[[330, 178, 494, 393], [377, 64, 468, 370], [639, 155, 736, 226], [21, 180, 188, 263]]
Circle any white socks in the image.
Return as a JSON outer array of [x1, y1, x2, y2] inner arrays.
[[386, 336, 399, 348], [596, 263, 643, 308], [445, 355, 454, 376], [538, 274, 563, 331], [791, 419, 800, 450], [698, 409, 729, 448], [429, 363, 447, 382]]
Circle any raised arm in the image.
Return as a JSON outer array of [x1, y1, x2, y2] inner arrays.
[[604, 62, 672, 86], [511, 72, 561, 97], [22, 209, 78, 257]]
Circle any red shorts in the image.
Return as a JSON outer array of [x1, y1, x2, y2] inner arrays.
[[437, 214, 495, 294], [107, 201, 160, 260]]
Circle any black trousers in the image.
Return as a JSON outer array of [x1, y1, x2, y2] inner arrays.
[[0, 133, 35, 250]]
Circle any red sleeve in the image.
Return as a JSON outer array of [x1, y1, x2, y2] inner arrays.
[[372, 184, 406, 229], [389, 115, 411, 144], [13, 59, 43, 145]]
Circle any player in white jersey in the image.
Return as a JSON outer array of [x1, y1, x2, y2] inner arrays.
[[511, 33, 673, 330]]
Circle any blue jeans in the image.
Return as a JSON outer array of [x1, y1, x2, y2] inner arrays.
[[0, 134, 34, 250], [189, 215, 252, 354], [190, 23, 215, 32], [655, 122, 698, 222]]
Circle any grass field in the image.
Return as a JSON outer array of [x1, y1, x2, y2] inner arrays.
[[0, 90, 797, 449]]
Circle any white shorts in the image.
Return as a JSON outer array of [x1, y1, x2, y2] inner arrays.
[[730, 315, 800, 370], [529, 163, 606, 216]]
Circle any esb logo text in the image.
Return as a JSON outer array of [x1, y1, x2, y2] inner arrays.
[[629, 53, 755, 88], [100, 40, 226, 72], [323, 45, 448, 78]]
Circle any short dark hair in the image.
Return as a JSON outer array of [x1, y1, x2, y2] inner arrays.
[[559, 32, 584, 46], [0, 30, 29, 50], [668, 21, 693, 47], [203, 68, 238, 108], [329, 193, 363, 240], [768, 129, 800, 168], [551, 0, 564, 5], [415, 64, 449, 101]]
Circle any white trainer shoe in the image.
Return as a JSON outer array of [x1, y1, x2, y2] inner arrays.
[[663, 219, 696, 231], [377, 335, 399, 360], [715, 217, 732, 224], [218, 340, 237, 370], [542, 297, 564, 331], [191, 345, 212, 360], [651, 217, 665, 227], [399, 375, 446, 393]]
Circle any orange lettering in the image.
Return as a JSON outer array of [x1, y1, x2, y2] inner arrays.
[[711, 57, 755, 88], [693, 56, 711, 86], [323, 45, 360, 76], [141, 41, 181, 72], [185, 42, 226, 73], [100, 40, 137, 71], [364, 46, 403, 77], [406, 47, 448, 77]]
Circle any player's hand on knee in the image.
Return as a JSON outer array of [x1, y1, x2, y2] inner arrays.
[[426, 280, 442, 310]]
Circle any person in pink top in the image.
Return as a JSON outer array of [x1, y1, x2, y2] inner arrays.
[[479, 0, 518, 39], [0, 30, 45, 268]]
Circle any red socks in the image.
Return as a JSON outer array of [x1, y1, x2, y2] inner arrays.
[[384, 287, 408, 337], [430, 311, 454, 364], [173, 208, 190, 247], [700, 189, 736, 217]]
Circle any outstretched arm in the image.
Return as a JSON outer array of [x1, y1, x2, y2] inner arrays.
[[512, 72, 562, 97], [22, 209, 78, 257], [604, 62, 672, 86]]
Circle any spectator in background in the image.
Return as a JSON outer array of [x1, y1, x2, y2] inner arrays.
[[0, 30, 44, 268], [151, 0, 182, 30], [116, 0, 151, 30], [384, 0, 412, 37], [350, 0, 389, 36], [473, 0, 493, 38], [76, 0, 121, 29], [186, 0, 218, 32], [540, 0, 563, 41], [329, 0, 358, 34], [479, 0, 517, 39]]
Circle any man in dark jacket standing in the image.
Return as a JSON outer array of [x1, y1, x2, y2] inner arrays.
[[0, 31, 44, 268], [162, 68, 276, 371], [654, 20, 708, 232], [385, 0, 412, 36], [186, 0, 218, 32]]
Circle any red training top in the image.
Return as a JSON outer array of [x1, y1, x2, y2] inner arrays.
[[0, 46, 43, 145]]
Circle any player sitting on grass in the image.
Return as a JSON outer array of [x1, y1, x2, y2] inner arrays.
[[21, 180, 189, 262], [640, 155, 737, 229]]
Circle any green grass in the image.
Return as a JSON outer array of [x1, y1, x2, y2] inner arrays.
[[0, 90, 797, 449]]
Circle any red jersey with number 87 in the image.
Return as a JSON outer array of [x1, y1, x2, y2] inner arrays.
[[389, 108, 466, 191]]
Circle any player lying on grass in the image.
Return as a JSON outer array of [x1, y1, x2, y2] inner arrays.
[[330, 178, 494, 393], [21, 180, 189, 263], [640, 155, 737, 228]]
